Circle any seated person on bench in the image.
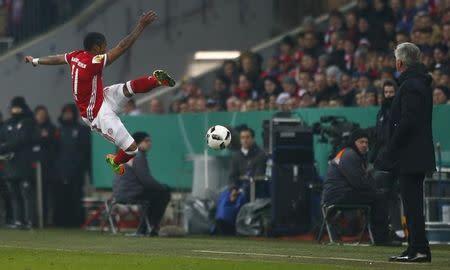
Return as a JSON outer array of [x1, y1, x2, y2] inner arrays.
[[112, 132, 171, 236], [322, 129, 396, 245]]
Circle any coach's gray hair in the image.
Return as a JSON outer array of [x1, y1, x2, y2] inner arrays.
[[394, 42, 421, 67]]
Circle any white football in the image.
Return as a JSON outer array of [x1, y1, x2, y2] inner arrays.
[[206, 125, 231, 150]]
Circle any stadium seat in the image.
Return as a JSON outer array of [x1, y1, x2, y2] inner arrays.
[[317, 204, 374, 245], [102, 198, 152, 235]]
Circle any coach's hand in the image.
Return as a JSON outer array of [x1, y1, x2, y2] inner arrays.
[[138, 10, 157, 27], [25, 56, 37, 66]]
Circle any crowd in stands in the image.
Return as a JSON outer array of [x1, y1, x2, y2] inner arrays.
[[156, 0, 450, 114]]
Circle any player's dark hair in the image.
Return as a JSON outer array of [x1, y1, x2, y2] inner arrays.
[[240, 127, 255, 138], [83, 32, 106, 51]]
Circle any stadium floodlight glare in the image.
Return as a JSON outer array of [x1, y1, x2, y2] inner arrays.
[[194, 51, 241, 60]]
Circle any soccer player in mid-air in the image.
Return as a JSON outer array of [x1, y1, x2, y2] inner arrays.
[[24, 10, 175, 175]]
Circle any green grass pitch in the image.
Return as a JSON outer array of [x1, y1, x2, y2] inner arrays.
[[0, 229, 448, 270]]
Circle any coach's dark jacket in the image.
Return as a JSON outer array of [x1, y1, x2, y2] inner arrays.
[[384, 63, 435, 174], [0, 110, 36, 179], [113, 151, 166, 202]]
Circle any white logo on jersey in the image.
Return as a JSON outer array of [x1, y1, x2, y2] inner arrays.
[[92, 55, 105, 64]]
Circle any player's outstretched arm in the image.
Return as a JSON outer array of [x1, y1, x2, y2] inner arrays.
[[106, 10, 157, 66], [24, 55, 66, 66]]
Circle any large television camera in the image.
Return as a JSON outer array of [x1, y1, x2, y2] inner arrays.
[[312, 116, 360, 160]]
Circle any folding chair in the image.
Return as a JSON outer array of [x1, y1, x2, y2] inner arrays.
[[102, 197, 152, 235], [317, 204, 375, 245]]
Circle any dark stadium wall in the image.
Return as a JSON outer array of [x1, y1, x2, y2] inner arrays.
[[0, 0, 275, 118]]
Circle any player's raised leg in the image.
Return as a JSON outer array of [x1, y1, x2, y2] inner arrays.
[[123, 70, 175, 97], [105, 142, 138, 175]]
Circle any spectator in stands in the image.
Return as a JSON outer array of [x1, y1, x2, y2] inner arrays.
[[345, 11, 359, 45], [123, 99, 141, 116], [322, 129, 395, 246], [176, 77, 200, 101], [179, 102, 189, 113], [395, 30, 410, 45], [234, 74, 259, 100], [355, 0, 373, 21], [278, 53, 294, 79], [441, 23, 450, 47], [149, 99, 164, 114], [53, 104, 90, 227], [261, 54, 281, 79], [356, 17, 375, 47], [211, 75, 231, 110], [297, 54, 317, 75], [183, 97, 194, 112], [33, 105, 58, 225], [221, 60, 239, 89], [302, 31, 325, 59], [277, 77, 298, 105], [279, 35, 296, 56], [229, 127, 267, 195], [396, 0, 417, 33], [262, 76, 281, 101], [328, 98, 344, 107], [337, 72, 355, 106], [240, 52, 262, 85], [258, 99, 267, 111], [241, 99, 258, 112], [169, 100, 181, 114], [113, 132, 171, 236], [226, 97, 241, 112], [322, 66, 341, 101], [195, 97, 207, 112], [433, 85, 449, 105], [365, 89, 378, 106], [324, 10, 345, 52], [267, 96, 277, 110], [298, 92, 316, 108], [0, 97, 36, 229], [432, 44, 449, 71], [206, 99, 220, 112], [372, 0, 395, 50]]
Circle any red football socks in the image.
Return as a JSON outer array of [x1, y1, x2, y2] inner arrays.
[[127, 76, 160, 94], [113, 149, 135, 165]]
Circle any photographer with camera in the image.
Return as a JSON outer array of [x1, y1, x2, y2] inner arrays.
[[0, 97, 36, 229], [322, 129, 397, 246]]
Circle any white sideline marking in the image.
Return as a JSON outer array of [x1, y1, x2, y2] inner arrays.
[[193, 250, 390, 264]]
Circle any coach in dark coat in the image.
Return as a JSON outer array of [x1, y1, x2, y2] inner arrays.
[[0, 97, 36, 229], [386, 43, 435, 263], [53, 104, 91, 227], [113, 132, 171, 236]]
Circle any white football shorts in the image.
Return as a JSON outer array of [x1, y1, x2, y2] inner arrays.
[[82, 83, 134, 150]]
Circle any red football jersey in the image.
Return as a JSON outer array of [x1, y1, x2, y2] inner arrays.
[[65, 50, 107, 121]]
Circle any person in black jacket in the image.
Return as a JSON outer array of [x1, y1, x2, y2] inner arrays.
[[322, 129, 394, 245], [229, 127, 267, 198], [387, 43, 435, 263], [53, 104, 91, 227], [33, 105, 58, 225], [113, 132, 171, 236], [371, 80, 403, 239], [0, 97, 36, 229]]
